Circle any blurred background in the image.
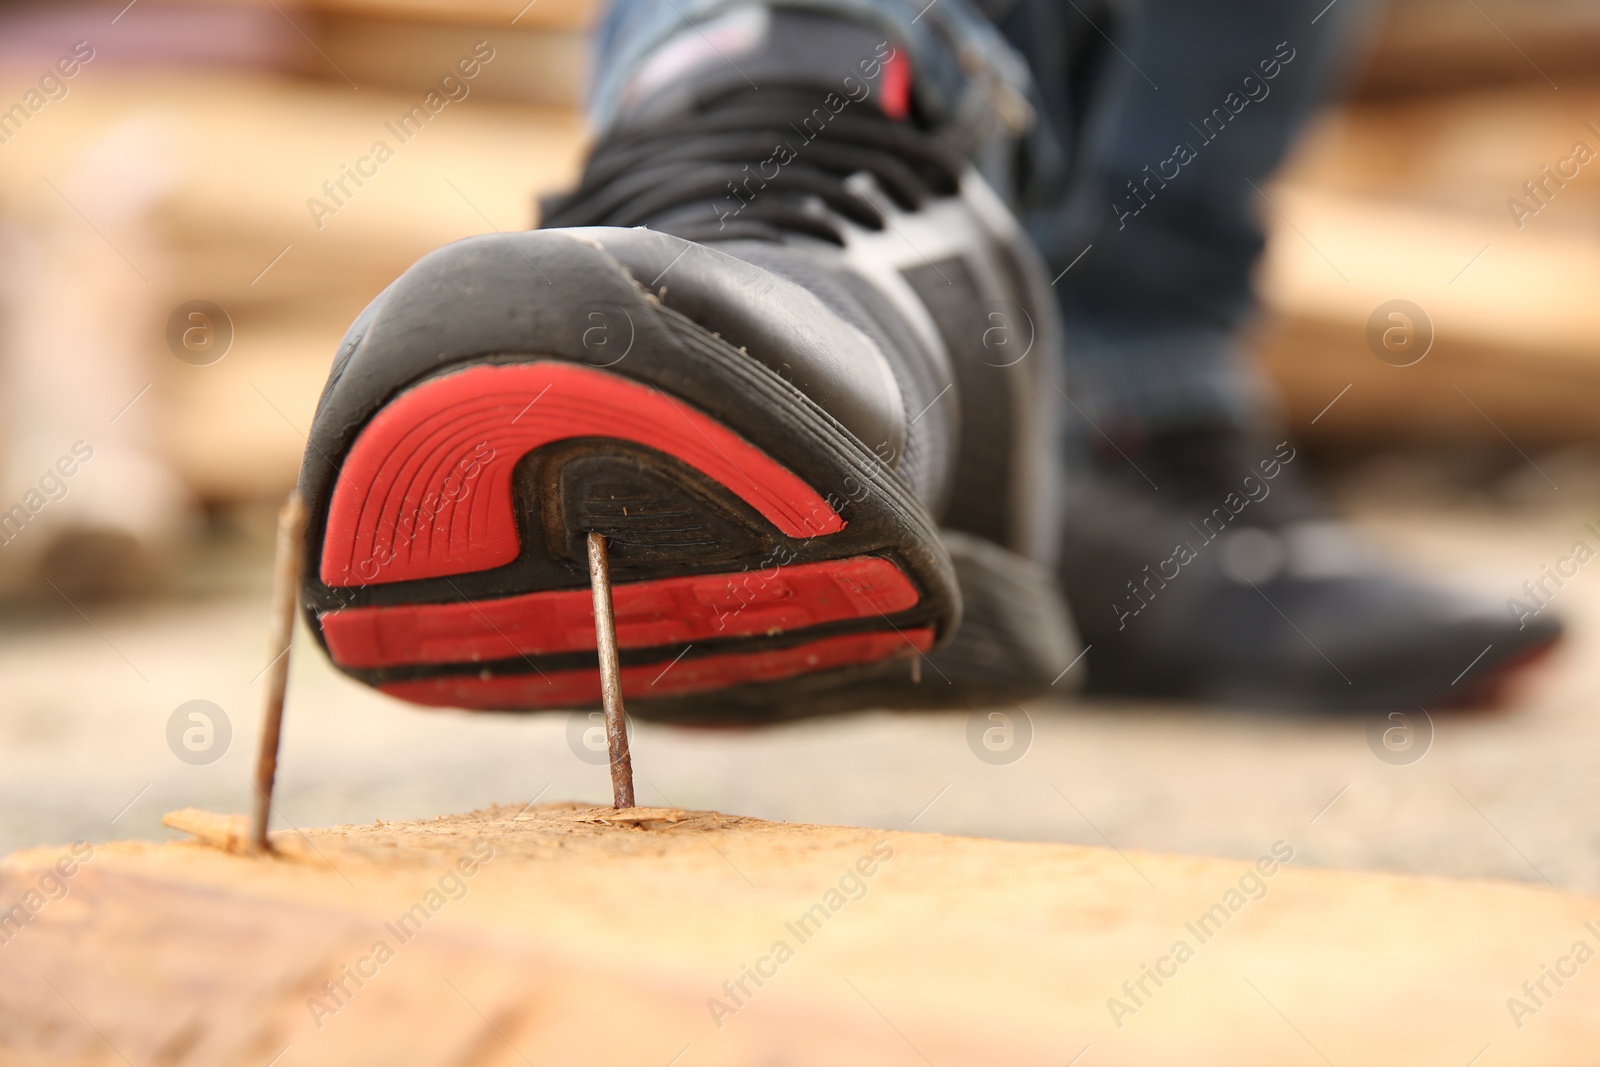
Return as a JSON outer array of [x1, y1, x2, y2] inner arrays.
[[2, 0, 1599, 890]]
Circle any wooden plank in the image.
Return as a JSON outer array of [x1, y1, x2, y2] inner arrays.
[[1256, 186, 1600, 444], [0, 72, 587, 304], [1359, 0, 1600, 96], [0, 70, 588, 501], [310, 16, 589, 107], [302, 0, 598, 30], [3, 804, 1597, 1064], [1258, 86, 1600, 443], [197, 0, 601, 31], [7, 65, 1597, 497]]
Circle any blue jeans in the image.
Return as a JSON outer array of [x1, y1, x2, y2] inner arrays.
[[589, 0, 1377, 437]]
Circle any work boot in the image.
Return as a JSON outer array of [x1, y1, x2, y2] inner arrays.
[[295, 7, 1077, 723], [1058, 425, 1564, 711]]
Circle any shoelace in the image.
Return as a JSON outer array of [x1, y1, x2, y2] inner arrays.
[[539, 90, 964, 245]]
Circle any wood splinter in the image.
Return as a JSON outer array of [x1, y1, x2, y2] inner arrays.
[[587, 531, 636, 810], [249, 492, 307, 853]]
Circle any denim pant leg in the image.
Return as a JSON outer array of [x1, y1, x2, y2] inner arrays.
[[995, 0, 1379, 438]]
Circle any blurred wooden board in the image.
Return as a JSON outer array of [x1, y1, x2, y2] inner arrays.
[[312, 15, 588, 106], [2, 804, 1598, 1065], [1259, 85, 1600, 445], [1256, 186, 1600, 444], [0, 70, 587, 305], [1360, 0, 1600, 96], [1276, 84, 1600, 222], [4, 62, 1598, 503], [0, 69, 587, 500], [180, 0, 596, 30], [298, 0, 595, 30]]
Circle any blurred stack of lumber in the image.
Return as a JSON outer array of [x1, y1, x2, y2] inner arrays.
[[0, 0, 590, 500], [1263, 83, 1600, 446], [1357, 0, 1600, 96], [302, 0, 593, 107], [0, 0, 1595, 505]]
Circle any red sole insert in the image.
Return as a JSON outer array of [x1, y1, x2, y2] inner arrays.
[[382, 628, 934, 710], [1440, 636, 1561, 709], [320, 361, 845, 588], [321, 556, 920, 670]]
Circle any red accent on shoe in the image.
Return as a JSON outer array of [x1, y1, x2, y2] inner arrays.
[[879, 47, 911, 120], [320, 556, 920, 669], [320, 362, 845, 588], [1439, 635, 1562, 710], [380, 628, 934, 710]]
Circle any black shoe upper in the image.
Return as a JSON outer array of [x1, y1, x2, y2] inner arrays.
[[532, 8, 1081, 700], [537, 7, 1558, 714], [540, 7, 1065, 564], [1058, 427, 1563, 711], [294, 5, 1078, 715]]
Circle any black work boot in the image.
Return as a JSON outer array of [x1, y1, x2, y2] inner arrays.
[[1058, 425, 1563, 711], [295, 8, 1077, 723]]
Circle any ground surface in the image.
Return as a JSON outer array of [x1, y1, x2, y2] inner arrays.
[[3, 452, 1599, 892]]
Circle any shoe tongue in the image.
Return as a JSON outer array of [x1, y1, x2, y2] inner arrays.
[[615, 6, 910, 125]]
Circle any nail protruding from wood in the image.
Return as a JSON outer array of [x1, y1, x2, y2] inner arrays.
[[250, 492, 307, 853], [587, 532, 636, 810]]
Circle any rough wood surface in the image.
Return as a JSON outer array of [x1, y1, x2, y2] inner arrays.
[[2, 804, 1597, 1065]]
